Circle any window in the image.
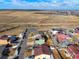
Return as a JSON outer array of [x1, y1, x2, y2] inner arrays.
[[38, 58, 40, 59], [43, 57, 46, 59]]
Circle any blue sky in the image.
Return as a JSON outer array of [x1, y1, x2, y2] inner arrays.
[[0, 0, 79, 10]]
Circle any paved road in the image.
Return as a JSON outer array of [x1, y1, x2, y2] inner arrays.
[[18, 28, 38, 59], [18, 32, 28, 59]]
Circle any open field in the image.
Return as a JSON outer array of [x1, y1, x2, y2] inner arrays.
[[0, 10, 79, 35]]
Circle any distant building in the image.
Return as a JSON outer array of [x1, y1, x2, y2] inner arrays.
[[34, 44, 51, 59]]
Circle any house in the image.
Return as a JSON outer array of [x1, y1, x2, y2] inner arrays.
[[48, 29, 58, 36], [67, 44, 79, 58], [75, 53, 79, 59], [35, 38, 45, 45], [0, 35, 9, 45], [56, 33, 68, 42], [0, 40, 9, 45], [34, 44, 51, 59]]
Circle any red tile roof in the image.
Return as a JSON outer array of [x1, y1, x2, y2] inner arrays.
[[56, 33, 68, 42], [67, 44, 79, 55], [34, 44, 50, 56]]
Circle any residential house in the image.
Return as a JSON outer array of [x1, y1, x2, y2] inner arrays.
[[34, 44, 51, 59], [67, 44, 79, 58]]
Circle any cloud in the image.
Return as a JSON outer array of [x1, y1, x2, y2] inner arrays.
[[10, 0, 79, 7], [10, 0, 60, 7], [0, 0, 79, 10]]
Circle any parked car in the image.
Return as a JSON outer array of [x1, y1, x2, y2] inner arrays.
[[2, 48, 10, 56]]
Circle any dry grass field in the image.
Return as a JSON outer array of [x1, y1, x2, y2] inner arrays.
[[0, 10, 79, 35]]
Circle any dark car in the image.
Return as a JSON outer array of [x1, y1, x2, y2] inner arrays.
[[2, 44, 12, 56], [2, 48, 10, 56]]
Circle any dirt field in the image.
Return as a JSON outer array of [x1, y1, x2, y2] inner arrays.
[[0, 10, 79, 35]]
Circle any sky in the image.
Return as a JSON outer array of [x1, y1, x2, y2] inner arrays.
[[0, 0, 79, 10]]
